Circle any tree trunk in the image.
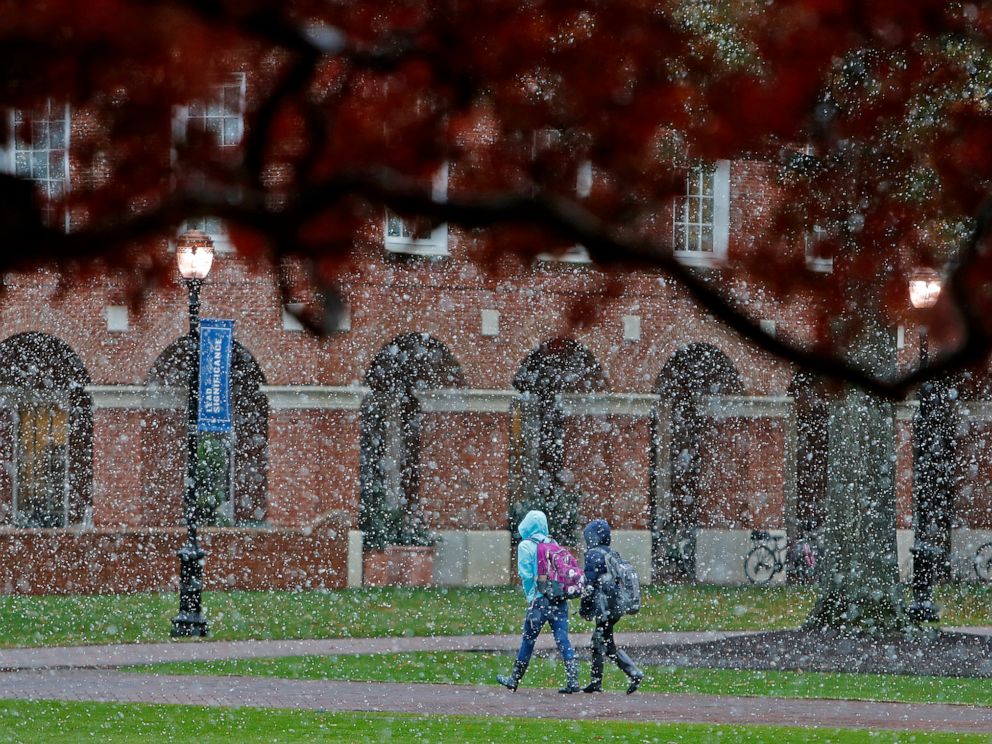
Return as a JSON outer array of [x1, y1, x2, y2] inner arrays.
[[804, 321, 908, 635]]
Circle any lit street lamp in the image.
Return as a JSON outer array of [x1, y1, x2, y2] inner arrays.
[[907, 268, 951, 623], [171, 228, 214, 637]]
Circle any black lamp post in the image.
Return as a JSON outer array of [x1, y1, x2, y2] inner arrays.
[[907, 269, 948, 623], [171, 229, 214, 638]]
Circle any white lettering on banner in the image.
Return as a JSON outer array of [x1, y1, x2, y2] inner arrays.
[[198, 319, 234, 431], [206, 336, 224, 414]]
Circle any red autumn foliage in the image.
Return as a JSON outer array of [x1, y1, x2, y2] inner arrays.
[[1, 0, 991, 395]]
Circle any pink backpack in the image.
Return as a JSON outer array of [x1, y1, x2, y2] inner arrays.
[[536, 540, 585, 600]]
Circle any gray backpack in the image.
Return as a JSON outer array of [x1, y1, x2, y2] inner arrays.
[[602, 549, 641, 616]]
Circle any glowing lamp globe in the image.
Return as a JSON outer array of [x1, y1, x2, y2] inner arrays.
[[908, 269, 942, 310], [176, 229, 215, 280]]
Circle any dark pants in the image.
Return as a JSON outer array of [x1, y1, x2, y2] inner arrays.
[[515, 596, 574, 664], [590, 618, 639, 682]]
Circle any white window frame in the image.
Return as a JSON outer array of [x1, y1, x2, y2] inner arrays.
[[537, 160, 592, 264], [673, 159, 730, 266], [384, 163, 449, 256], [804, 224, 834, 272], [173, 72, 246, 252], [1, 102, 71, 231]]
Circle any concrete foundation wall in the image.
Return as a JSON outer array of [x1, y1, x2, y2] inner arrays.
[[347, 530, 363, 588], [694, 527, 915, 585], [950, 528, 992, 581], [433, 530, 511, 586], [896, 529, 913, 584], [696, 528, 773, 584], [608, 530, 653, 586]]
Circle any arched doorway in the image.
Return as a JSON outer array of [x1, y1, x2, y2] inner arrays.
[[509, 338, 607, 544], [144, 338, 268, 526], [0, 332, 93, 527], [653, 342, 743, 580], [360, 333, 464, 549]]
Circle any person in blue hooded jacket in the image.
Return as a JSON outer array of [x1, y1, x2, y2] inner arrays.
[[496, 509, 580, 693], [579, 518, 644, 693]]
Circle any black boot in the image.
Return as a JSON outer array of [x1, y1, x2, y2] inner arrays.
[[583, 650, 604, 692], [615, 650, 643, 694], [496, 660, 528, 691], [559, 659, 581, 694]]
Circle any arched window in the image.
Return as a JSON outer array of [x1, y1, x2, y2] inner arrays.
[[653, 343, 742, 578], [0, 333, 92, 527], [145, 338, 268, 526], [510, 338, 606, 544], [360, 333, 464, 549]]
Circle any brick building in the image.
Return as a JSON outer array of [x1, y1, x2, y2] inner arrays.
[[2, 71, 991, 594]]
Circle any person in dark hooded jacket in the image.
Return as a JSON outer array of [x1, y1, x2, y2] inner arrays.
[[579, 518, 644, 694]]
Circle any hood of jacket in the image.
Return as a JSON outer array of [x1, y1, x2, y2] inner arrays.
[[518, 510, 549, 542], [583, 519, 611, 549]]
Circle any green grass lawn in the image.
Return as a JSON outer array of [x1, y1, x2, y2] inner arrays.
[[135, 650, 992, 707], [1, 583, 989, 648], [1, 700, 988, 743]]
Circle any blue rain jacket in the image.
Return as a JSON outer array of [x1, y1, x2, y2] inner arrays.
[[516, 510, 551, 603], [582, 518, 612, 586], [581, 519, 613, 622]]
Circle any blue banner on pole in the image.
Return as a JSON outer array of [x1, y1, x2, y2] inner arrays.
[[198, 319, 234, 433]]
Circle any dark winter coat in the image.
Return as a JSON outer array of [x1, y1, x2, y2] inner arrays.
[[580, 519, 615, 622]]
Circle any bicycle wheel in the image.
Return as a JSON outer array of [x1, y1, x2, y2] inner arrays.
[[745, 545, 778, 584], [975, 542, 992, 582]]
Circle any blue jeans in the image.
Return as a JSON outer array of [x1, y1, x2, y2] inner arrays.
[[515, 596, 574, 664]]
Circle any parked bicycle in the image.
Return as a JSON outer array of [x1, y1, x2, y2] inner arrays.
[[975, 542, 992, 582], [744, 529, 817, 585]]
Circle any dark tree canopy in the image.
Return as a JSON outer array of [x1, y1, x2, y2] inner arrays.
[[2, 1, 992, 392]]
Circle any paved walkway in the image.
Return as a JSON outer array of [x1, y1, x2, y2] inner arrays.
[[1, 630, 991, 733], [1, 628, 987, 671], [0, 631, 750, 670], [2, 669, 992, 733]]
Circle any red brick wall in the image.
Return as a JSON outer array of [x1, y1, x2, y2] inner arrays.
[[91, 409, 147, 527], [538, 414, 651, 531], [564, 416, 615, 519], [418, 410, 509, 530], [698, 418, 752, 528], [748, 419, 787, 529], [696, 417, 786, 529], [266, 409, 360, 526], [955, 421, 992, 529], [0, 514, 348, 595], [605, 416, 652, 530]]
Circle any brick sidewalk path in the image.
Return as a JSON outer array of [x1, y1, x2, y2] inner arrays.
[[1, 627, 987, 671], [0, 631, 750, 670], [2, 669, 992, 733]]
